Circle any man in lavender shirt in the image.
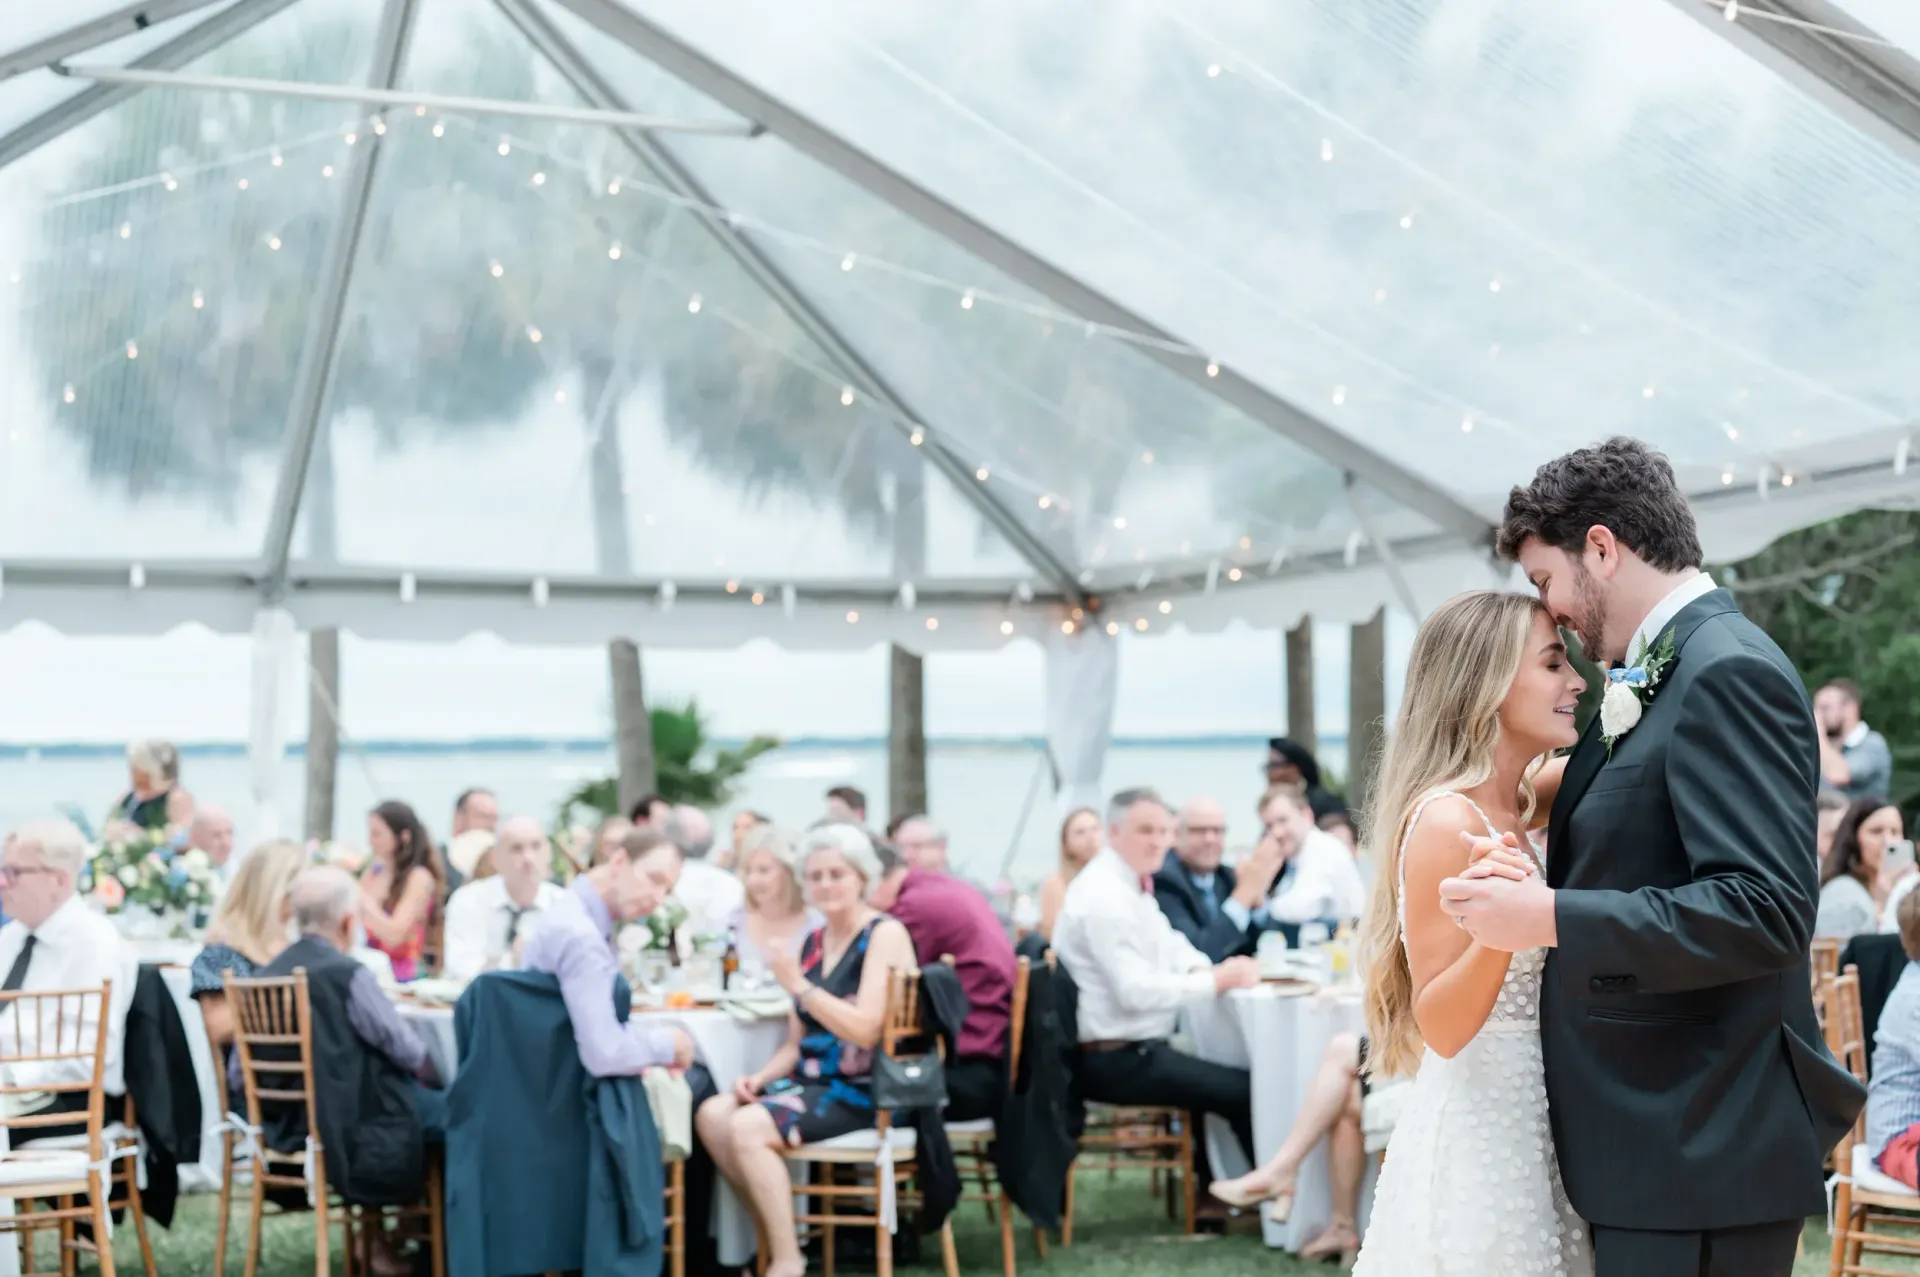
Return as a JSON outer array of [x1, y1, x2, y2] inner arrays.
[[520, 830, 726, 1274]]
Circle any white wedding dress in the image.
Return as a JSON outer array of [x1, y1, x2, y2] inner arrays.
[[1351, 791, 1592, 1277]]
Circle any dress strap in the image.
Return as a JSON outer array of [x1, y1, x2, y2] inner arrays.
[[1394, 790, 1509, 938]]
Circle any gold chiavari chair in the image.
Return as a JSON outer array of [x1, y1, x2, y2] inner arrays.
[[944, 955, 1042, 1277], [1821, 965, 1920, 1277], [0, 983, 118, 1277]]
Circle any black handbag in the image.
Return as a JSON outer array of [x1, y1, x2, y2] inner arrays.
[[872, 1048, 948, 1110]]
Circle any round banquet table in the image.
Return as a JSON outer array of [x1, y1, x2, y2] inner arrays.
[[1181, 983, 1377, 1251], [398, 1001, 789, 1266]]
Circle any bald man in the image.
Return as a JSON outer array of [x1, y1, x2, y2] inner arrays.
[[441, 816, 565, 981], [1150, 797, 1291, 962]]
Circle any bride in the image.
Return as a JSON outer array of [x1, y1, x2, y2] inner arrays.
[[1350, 590, 1592, 1276]]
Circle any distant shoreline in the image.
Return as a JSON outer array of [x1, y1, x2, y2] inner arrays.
[[0, 733, 1347, 760]]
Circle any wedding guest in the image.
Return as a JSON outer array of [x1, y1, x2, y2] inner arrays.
[[238, 868, 443, 1276], [519, 831, 695, 1077], [1817, 797, 1906, 938], [442, 817, 564, 982], [1036, 807, 1100, 942], [1863, 889, 1920, 1189], [694, 824, 915, 1277], [824, 785, 867, 826], [1053, 789, 1259, 1197], [1319, 808, 1358, 853], [716, 810, 770, 871], [114, 738, 181, 831], [628, 793, 671, 830], [590, 815, 634, 868], [1819, 791, 1851, 866], [185, 803, 238, 888], [1817, 679, 1894, 800], [667, 805, 744, 939], [867, 840, 1016, 1122], [1210, 1032, 1373, 1261], [1261, 782, 1368, 926], [358, 800, 443, 983], [719, 825, 820, 969], [0, 821, 137, 1137], [1264, 736, 1342, 822], [191, 838, 306, 1046], [892, 816, 951, 874], [1153, 797, 1287, 961], [444, 788, 498, 894]]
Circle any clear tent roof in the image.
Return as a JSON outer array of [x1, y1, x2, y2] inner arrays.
[[1, 0, 1917, 647]]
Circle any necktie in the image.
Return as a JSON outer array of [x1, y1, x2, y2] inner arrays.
[[2, 935, 36, 992], [1197, 877, 1218, 920], [504, 906, 530, 947]]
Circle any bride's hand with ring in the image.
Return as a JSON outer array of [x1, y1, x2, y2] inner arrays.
[[1458, 830, 1536, 883]]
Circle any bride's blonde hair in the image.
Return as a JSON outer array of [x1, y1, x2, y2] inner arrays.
[[1359, 590, 1552, 1078]]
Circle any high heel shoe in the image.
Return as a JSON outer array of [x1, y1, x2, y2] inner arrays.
[[1207, 1178, 1292, 1221], [1298, 1222, 1360, 1266]]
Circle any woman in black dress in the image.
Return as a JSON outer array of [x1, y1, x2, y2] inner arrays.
[[694, 823, 915, 1277]]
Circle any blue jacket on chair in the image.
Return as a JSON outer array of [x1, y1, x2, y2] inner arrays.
[[445, 970, 665, 1277]]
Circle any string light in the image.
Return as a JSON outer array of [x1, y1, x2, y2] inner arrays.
[[1781, 473, 1795, 487], [1724, 0, 1739, 17], [1113, 516, 1128, 529], [118, 222, 131, 239], [1331, 385, 1346, 405], [839, 386, 855, 406], [1205, 361, 1219, 377], [1141, 450, 1155, 464], [1106, 621, 1120, 635], [192, 289, 204, 309], [1228, 567, 1243, 581], [1134, 618, 1149, 631], [271, 152, 283, 167], [1461, 417, 1473, 433], [607, 242, 621, 260], [1320, 138, 1334, 162], [840, 253, 856, 271], [163, 173, 178, 191], [607, 179, 621, 194], [125, 340, 138, 360], [1037, 495, 1052, 509], [489, 261, 504, 278], [373, 120, 386, 135], [237, 177, 248, 190], [1060, 619, 1074, 634], [1723, 424, 1739, 440], [531, 171, 546, 186], [960, 290, 975, 310], [975, 466, 990, 481], [345, 131, 358, 145], [846, 610, 859, 624], [414, 105, 427, 116], [1488, 279, 1501, 293], [1206, 63, 1222, 77], [1157, 600, 1173, 615], [431, 122, 445, 138], [1721, 471, 1733, 485], [526, 325, 542, 343], [62, 384, 75, 404], [1399, 212, 1414, 229], [497, 140, 511, 156], [687, 294, 702, 313], [725, 580, 739, 594], [926, 617, 940, 631], [909, 429, 924, 446], [553, 390, 567, 404], [321, 165, 334, 178], [267, 235, 282, 251], [1238, 536, 1252, 550], [1642, 385, 1656, 398], [751, 591, 765, 605]]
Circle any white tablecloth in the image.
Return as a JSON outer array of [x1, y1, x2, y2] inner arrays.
[[1183, 984, 1375, 1251], [398, 1003, 789, 1267]]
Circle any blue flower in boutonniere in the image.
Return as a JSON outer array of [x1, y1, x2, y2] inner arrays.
[[1600, 627, 1678, 757]]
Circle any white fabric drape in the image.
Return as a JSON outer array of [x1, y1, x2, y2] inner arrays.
[[1044, 623, 1119, 815], [247, 607, 297, 841]]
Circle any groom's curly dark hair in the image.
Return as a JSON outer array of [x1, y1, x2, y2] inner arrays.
[[1496, 436, 1703, 571]]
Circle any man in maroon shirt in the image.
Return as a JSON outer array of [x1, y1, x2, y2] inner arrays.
[[868, 842, 1017, 1123]]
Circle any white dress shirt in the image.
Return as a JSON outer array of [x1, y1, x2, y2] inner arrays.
[[1625, 571, 1717, 665], [1053, 848, 1214, 1043], [1268, 828, 1369, 925], [441, 876, 565, 982], [0, 895, 138, 1095], [671, 860, 746, 940]]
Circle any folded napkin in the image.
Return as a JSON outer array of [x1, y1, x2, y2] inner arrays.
[[642, 1068, 693, 1162]]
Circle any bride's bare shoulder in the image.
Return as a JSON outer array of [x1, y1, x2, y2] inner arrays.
[[1397, 794, 1483, 890]]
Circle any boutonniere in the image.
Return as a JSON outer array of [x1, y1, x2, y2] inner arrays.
[[1600, 628, 1677, 757]]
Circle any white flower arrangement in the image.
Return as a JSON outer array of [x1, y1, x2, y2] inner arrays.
[[1601, 627, 1677, 756]]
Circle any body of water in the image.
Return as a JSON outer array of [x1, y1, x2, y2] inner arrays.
[[1, 737, 1350, 887]]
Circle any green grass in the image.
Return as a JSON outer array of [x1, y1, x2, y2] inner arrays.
[[35, 1176, 1893, 1276]]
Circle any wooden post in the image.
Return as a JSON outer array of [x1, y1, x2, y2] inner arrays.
[[888, 645, 928, 823], [1284, 619, 1316, 756], [304, 627, 340, 841], [609, 639, 656, 816], [1348, 609, 1387, 813]]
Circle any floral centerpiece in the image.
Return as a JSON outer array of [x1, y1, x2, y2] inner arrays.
[[644, 900, 689, 952], [86, 823, 218, 936], [309, 840, 369, 873]]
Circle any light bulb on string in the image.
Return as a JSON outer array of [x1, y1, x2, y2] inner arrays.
[[270, 153, 283, 167], [1373, 289, 1387, 302], [608, 242, 621, 260], [497, 140, 511, 156], [1488, 279, 1501, 293], [1721, 471, 1733, 486], [607, 179, 621, 195], [1206, 361, 1219, 377], [345, 131, 358, 145], [1782, 473, 1795, 487], [373, 120, 386, 135], [321, 165, 335, 178], [267, 235, 282, 251], [1228, 567, 1243, 582], [725, 580, 739, 594], [1134, 617, 1148, 632], [1158, 601, 1172, 615], [531, 171, 546, 186], [192, 289, 204, 309], [129, 564, 146, 590], [489, 261, 504, 278], [975, 466, 990, 481], [751, 591, 765, 606], [62, 384, 75, 404], [999, 620, 1014, 636], [431, 122, 445, 138], [554, 390, 567, 404], [237, 178, 249, 190], [1206, 63, 1222, 77], [1331, 385, 1346, 406], [1724, 0, 1740, 17], [687, 294, 702, 313], [1239, 536, 1252, 551], [926, 617, 940, 631], [960, 290, 975, 310], [526, 325, 542, 343], [1461, 417, 1473, 433], [1038, 495, 1052, 509], [1320, 138, 1334, 162], [163, 173, 178, 191], [1642, 385, 1656, 398], [1724, 424, 1739, 440], [1105, 621, 1119, 635], [414, 105, 427, 116], [846, 610, 860, 624], [1113, 516, 1127, 529], [1060, 619, 1074, 634], [118, 223, 131, 239], [841, 253, 857, 271], [909, 429, 924, 446], [840, 386, 855, 406], [1399, 212, 1414, 229], [125, 340, 138, 360]]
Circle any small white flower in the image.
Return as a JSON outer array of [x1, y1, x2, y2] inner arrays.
[[117, 866, 141, 888], [1599, 681, 1644, 740], [180, 849, 211, 875]]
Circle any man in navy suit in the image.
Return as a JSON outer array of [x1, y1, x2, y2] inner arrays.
[[1152, 797, 1290, 962]]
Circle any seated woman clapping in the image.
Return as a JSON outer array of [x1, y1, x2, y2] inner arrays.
[[694, 823, 915, 1277]]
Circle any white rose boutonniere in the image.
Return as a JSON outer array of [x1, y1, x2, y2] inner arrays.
[[1601, 627, 1678, 756]]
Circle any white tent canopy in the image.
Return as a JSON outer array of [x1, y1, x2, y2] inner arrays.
[[4, 0, 1920, 824]]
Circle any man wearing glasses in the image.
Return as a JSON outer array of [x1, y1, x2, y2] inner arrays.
[[0, 821, 136, 1136], [1151, 797, 1290, 961]]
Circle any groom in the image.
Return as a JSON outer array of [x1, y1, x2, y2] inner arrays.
[[1442, 437, 1864, 1277]]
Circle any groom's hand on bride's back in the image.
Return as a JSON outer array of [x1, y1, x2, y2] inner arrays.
[[1459, 830, 1536, 882]]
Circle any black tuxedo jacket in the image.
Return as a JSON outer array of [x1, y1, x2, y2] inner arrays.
[[1152, 861, 1298, 962], [1543, 588, 1864, 1231]]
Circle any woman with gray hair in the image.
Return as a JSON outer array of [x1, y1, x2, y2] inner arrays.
[[693, 823, 915, 1277], [115, 738, 181, 831]]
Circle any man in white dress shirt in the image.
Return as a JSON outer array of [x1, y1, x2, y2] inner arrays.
[[1053, 788, 1261, 1200], [440, 816, 565, 982], [0, 820, 137, 1134], [1261, 782, 1368, 926], [665, 806, 743, 940]]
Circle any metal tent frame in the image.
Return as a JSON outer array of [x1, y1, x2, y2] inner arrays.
[[2, 0, 1918, 642]]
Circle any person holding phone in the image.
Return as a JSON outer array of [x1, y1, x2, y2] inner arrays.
[[1816, 797, 1907, 939]]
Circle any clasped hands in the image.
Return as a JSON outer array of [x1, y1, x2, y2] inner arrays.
[[1437, 830, 1558, 952]]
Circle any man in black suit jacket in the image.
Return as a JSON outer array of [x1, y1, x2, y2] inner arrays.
[[1442, 438, 1864, 1277], [1152, 797, 1287, 962]]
